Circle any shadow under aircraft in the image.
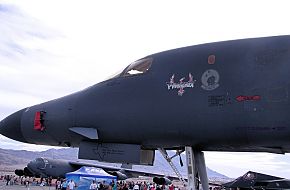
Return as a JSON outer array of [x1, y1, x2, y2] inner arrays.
[[1, 35, 290, 190]]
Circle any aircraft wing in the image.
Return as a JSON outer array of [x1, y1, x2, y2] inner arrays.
[[69, 161, 222, 186], [69, 160, 174, 184]]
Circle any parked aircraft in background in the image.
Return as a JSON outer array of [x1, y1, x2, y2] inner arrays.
[[222, 171, 284, 189], [15, 157, 172, 185], [2, 35, 290, 190]]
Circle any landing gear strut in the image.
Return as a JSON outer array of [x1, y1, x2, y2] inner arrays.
[[158, 147, 209, 190], [185, 147, 209, 190]]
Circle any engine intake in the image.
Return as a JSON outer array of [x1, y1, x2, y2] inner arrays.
[[108, 171, 128, 180], [153, 177, 172, 185]]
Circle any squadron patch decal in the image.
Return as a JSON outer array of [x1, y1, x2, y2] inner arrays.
[[166, 73, 197, 96], [201, 69, 220, 91]]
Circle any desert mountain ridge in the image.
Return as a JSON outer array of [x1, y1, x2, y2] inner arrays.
[[0, 148, 228, 179]]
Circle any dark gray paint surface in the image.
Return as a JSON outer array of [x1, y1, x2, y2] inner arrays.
[[19, 157, 173, 181], [1, 35, 290, 158]]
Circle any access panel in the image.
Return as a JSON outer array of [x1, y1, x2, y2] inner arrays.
[[78, 141, 155, 165]]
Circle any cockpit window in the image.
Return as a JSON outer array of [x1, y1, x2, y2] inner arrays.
[[122, 57, 153, 77], [35, 158, 46, 169]]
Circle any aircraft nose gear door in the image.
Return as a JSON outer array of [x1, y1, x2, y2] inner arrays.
[[185, 147, 209, 190]]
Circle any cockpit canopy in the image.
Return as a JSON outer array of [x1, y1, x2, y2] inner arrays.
[[121, 57, 153, 77], [106, 57, 153, 80], [34, 157, 48, 169]]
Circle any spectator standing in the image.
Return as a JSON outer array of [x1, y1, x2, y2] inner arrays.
[[56, 178, 61, 190], [149, 183, 155, 190], [134, 183, 139, 190], [5, 175, 10, 185], [90, 180, 97, 190], [61, 179, 67, 190], [99, 181, 104, 190], [122, 183, 129, 190], [112, 181, 117, 190], [48, 176, 52, 186], [67, 179, 76, 190]]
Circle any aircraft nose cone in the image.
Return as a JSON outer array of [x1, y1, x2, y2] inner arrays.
[[0, 109, 27, 143], [27, 161, 34, 170]]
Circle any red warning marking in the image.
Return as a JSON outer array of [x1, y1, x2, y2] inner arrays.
[[236, 95, 261, 102], [34, 111, 45, 131]]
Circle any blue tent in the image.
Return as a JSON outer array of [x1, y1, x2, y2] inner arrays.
[[66, 166, 117, 190]]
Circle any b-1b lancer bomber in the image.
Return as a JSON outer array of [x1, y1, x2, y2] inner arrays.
[[1, 35, 290, 190]]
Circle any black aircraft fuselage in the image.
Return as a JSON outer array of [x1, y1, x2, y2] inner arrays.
[[1, 36, 290, 164], [15, 157, 173, 185], [15, 158, 77, 178]]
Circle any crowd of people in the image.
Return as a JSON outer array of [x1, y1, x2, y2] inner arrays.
[[112, 180, 179, 190], [87, 180, 180, 190], [52, 178, 182, 190], [0, 174, 183, 190], [1, 174, 40, 187]]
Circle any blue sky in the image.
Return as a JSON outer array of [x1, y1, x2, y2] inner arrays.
[[1, 0, 290, 179]]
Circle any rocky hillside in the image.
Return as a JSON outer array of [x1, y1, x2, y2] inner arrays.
[[0, 148, 228, 179]]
